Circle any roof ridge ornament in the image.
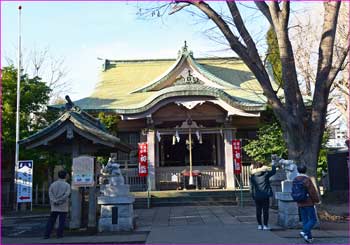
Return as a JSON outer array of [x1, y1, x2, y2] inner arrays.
[[64, 95, 81, 113], [178, 40, 193, 58]]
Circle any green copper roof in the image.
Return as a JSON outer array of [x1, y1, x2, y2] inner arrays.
[[19, 106, 132, 152], [53, 46, 277, 114]]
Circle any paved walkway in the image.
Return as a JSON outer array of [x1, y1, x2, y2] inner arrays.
[[137, 206, 287, 244], [2, 205, 349, 244]]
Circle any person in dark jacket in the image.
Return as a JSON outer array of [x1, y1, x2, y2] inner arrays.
[[250, 161, 276, 230], [294, 165, 320, 243]]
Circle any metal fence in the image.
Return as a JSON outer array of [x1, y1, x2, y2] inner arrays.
[[2, 164, 252, 209], [1, 182, 50, 209]]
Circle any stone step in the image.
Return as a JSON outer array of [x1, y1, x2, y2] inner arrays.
[[131, 189, 253, 209], [133, 189, 249, 198], [136, 198, 237, 207]]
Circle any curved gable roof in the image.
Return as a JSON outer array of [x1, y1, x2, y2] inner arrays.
[[53, 44, 276, 114], [20, 106, 132, 152]]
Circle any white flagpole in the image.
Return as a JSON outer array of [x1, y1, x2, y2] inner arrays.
[[14, 5, 22, 211]]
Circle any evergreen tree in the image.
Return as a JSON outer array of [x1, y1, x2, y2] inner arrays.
[[1, 66, 68, 186], [266, 26, 283, 88]]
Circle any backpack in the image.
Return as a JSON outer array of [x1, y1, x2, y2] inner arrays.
[[291, 177, 309, 202]]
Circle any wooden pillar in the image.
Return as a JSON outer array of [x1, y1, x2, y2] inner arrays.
[[160, 143, 165, 167], [155, 132, 160, 168], [147, 130, 156, 190], [212, 134, 217, 165], [88, 186, 96, 228], [217, 133, 222, 166], [224, 129, 235, 189], [70, 143, 81, 229]]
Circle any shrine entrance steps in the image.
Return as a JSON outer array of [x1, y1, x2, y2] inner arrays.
[[132, 189, 253, 209]]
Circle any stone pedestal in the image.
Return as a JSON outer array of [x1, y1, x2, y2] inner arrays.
[[270, 169, 286, 207], [276, 180, 320, 229], [98, 159, 136, 232], [275, 191, 301, 228], [98, 195, 135, 232], [276, 180, 300, 228]]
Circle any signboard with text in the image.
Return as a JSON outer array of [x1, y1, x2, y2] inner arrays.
[[72, 155, 94, 187], [232, 139, 242, 174], [138, 142, 148, 177], [17, 160, 33, 203]]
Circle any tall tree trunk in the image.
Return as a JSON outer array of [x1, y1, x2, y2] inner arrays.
[[281, 118, 322, 178]]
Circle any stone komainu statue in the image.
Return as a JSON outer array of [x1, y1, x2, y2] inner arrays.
[[271, 154, 298, 181], [99, 157, 124, 185]]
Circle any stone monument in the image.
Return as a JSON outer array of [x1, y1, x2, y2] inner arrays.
[[273, 155, 300, 228], [98, 158, 135, 232], [269, 167, 286, 208]]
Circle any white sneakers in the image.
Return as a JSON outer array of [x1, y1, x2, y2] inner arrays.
[[257, 225, 270, 230], [300, 231, 313, 243]]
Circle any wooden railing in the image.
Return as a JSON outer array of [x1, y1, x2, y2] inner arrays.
[[120, 168, 147, 191], [240, 165, 251, 188], [156, 166, 226, 189], [120, 165, 250, 191], [118, 160, 138, 169]]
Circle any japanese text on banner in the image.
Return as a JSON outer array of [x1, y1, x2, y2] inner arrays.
[[17, 160, 33, 203], [232, 139, 242, 174], [138, 143, 148, 177]]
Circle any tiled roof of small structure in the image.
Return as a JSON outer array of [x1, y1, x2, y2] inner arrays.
[[19, 103, 132, 152]]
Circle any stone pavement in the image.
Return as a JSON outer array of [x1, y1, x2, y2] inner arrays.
[[2, 205, 349, 244]]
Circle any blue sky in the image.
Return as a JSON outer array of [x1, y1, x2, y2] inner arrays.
[[1, 1, 312, 101]]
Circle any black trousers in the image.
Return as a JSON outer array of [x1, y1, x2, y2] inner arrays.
[[255, 198, 269, 226], [44, 211, 67, 238]]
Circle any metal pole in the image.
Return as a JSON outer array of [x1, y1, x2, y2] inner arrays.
[[240, 177, 243, 207], [233, 174, 243, 207], [14, 5, 22, 211], [239, 139, 243, 207]]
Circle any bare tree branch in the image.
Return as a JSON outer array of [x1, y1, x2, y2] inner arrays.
[[267, 2, 306, 118], [226, 2, 260, 60], [269, 1, 281, 23], [169, 3, 190, 15], [254, 1, 273, 25], [328, 41, 350, 83], [315, 2, 341, 89], [312, 1, 341, 132], [327, 114, 342, 126]]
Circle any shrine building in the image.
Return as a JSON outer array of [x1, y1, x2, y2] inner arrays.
[[53, 43, 277, 191]]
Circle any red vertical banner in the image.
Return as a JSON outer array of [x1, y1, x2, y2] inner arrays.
[[232, 139, 242, 174], [138, 142, 148, 177]]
